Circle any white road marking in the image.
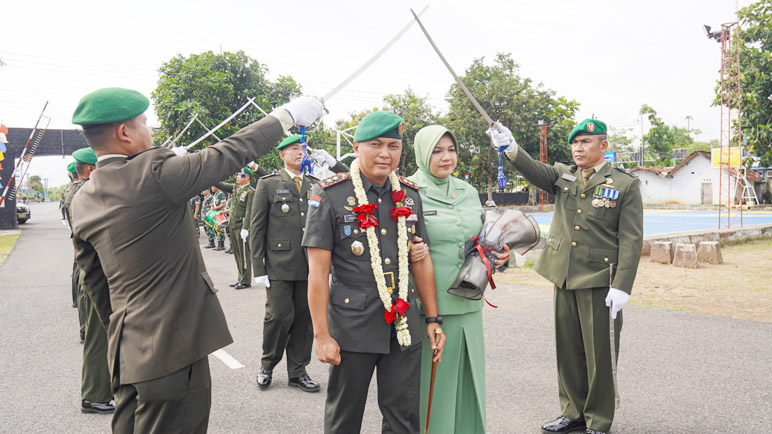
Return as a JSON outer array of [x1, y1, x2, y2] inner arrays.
[[212, 349, 245, 369]]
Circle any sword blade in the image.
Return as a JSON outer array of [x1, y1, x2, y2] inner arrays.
[[410, 8, 494, 126], [322, 5, 429, 102]]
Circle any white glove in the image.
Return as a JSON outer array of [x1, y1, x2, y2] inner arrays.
[[240, 229, 249, 241], [485, 122, 516, 153], [171, 147, 188, 156], [312, 149, 337, 167], [255, 275, 271, 288], [605, 287, 629, 319], [282, 96, 324, 126]]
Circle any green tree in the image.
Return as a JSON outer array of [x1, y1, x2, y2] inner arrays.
[[152, 50, 302, 170], [28, 175, 44, 197], [442, 53, 579, 195], [640, 104, 696, 165], [735, 0, 772, 166]]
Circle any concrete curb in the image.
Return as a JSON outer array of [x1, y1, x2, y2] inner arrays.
[[641, 223, 772, 256]]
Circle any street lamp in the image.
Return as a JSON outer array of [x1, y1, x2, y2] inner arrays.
[[703, 25, 722, 42]]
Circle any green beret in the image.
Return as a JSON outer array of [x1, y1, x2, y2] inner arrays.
[[568, 118, 608, 144], [72, 147, 97, 165], [242, 167, 254, 176], [67, 161, 77, 173], [72, 87, 149, 126], [277, 134, 305, 151], [353, 111, 405, 142]]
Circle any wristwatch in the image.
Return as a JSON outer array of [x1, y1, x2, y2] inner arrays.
[[425, 315, 443, 325]]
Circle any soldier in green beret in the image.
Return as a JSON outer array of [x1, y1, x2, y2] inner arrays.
[[247, 133, 348, 392], [303, 111, 446, 432], [63, 162, 80, 309], [215, 166, 267, 289], [489, 119, 643, 434], [67, 147, 114, 414], [69, 87, 323, 432]]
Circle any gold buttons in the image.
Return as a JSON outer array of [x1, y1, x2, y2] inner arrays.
[[277, 243, 282, 248], [604, 257, 609, 262], [301, 212, 305, 217], [563, 187, 569, 191], [384, 257, 391, 265], [299, 198, 303, 202], [302, 228, 305, 232], [282, 196, 287, 200], [378, 198, 383, 204], [381, 228, 387, 236], [577, 209, 582, 215], [575, 225, 580, 231], [571, 241, 577, 247], [580, 193, 586, 199], [387, 288, 393, 295], [344, 298, 350, 304], [353, 229, 359, 235], [548, 238, 552, 242]]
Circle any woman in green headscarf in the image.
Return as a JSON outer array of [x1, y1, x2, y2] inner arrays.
[[409, 125, 509, 433]]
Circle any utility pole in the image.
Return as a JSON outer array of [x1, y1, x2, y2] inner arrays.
[[639, 110, 645, 166], [685, 115, 693, 132], [538, 120, 548, 207]]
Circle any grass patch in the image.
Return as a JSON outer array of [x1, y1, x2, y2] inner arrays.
[[0, 234, 20, 266]]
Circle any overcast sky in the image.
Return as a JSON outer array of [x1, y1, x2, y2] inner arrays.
[[1, 0, 751, 187]]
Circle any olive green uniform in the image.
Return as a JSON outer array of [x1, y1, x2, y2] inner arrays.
[[201, 194, 216, 244], [302, 172, 429, 434], [506, 145, 643, 432], [212, 190, 227, 246], [66, 180, 112, 404], [63, 181, 86, 339], [248, 170, 316, 377], [217, 181, 257, 285]]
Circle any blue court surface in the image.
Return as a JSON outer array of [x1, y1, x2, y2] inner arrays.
[[528, 209, 772, 236]]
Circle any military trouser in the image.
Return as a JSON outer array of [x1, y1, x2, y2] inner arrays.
[[229, 226, 251, 284], [73, 260, 86, 340], [325, 337, 422, 434], [203, 224, 216, 244], [554, 285, 622, 433], [80, 273, 112, 403], [112, 357, 211, 434], [261, 280, 313, 378]]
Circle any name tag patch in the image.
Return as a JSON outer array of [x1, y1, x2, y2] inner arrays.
[[423, 210, 437, 216], [344, 215, 357, 223], [561, 173, 577, 182], [276, 189, 291, 194]]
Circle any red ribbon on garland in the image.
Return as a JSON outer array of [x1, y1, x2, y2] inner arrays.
[[384, 298, 410, 324]]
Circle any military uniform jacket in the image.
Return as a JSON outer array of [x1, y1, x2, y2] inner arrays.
[[63, 181, 83, 230], [249, 170, 317, 281], [302, 172, 428, 354], [70, 116, 284, 385], [216, 182, 255, 230], [509, 147, 643, 293]]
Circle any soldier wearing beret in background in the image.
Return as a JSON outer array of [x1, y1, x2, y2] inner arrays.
[[248, 135, 328, 393], [69, 147, 114, 415], [215, 166, 266, 289], [303, 111, 446, 433], [63, 161, 81, 312], [489, 119, 643, 434], [69, 87, 323, 433]]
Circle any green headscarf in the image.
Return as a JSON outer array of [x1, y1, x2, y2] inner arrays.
[[412, 125, 458, 186]]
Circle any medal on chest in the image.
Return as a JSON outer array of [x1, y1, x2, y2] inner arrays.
[[592, 185, 619, 208]]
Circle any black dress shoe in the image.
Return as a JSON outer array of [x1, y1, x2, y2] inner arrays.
[[542, 416, 586, 434], [229, 282, 239, 287], [257, 368, 272, 389], [81, 399, 115, 414], [288, 374, 321, 392], [72, 302, 78, 308], [234, 283, 251, 290], [584, 430, 606, 434]]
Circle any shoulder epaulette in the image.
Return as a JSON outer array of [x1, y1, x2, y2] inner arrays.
[[318, 172, 350, 189], [307, 173, 320, 182], [613, 166, 633, 177], [259, 171, 280, 180], [398, 176, 419, 191]]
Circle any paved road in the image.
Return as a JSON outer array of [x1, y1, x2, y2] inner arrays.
[[1, 202, 770, 433]]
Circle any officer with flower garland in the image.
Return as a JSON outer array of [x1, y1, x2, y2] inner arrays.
[[303, 111, 446, 433]]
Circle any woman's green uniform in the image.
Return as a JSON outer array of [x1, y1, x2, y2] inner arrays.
[[409, 125, 487, 433]]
